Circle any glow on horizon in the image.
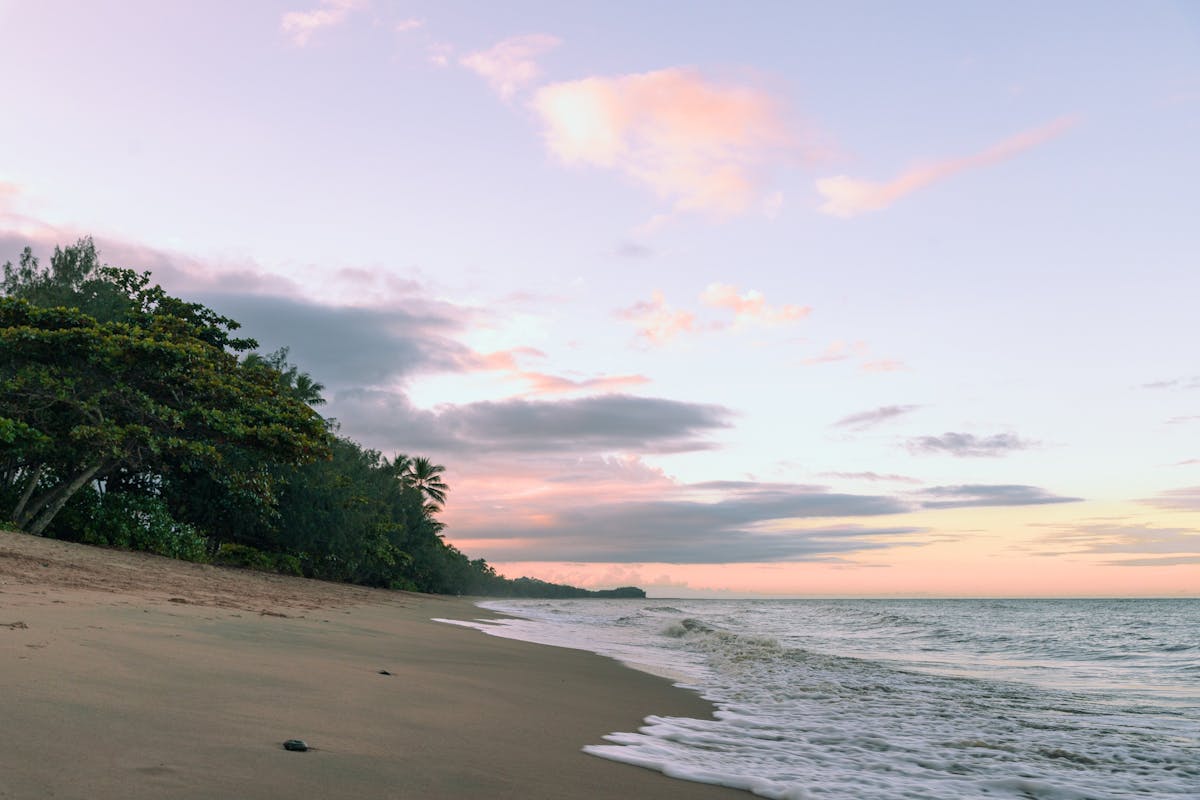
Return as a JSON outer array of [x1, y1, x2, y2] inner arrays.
[[1, 2, 1197, 596]]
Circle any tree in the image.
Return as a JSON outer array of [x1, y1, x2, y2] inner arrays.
[[243, 347, 326, 408], [398, 455, 449, 509], [2, 237, 131, 322], [0, 297, 329, 535]]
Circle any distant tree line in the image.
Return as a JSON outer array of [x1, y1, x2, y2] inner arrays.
[[0, 238, 643, 599]]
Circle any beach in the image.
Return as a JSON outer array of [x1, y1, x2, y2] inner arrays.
[[0, 531, 741, 800]]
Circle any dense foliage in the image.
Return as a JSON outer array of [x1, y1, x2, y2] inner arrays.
[[0, 239, 642, 599]]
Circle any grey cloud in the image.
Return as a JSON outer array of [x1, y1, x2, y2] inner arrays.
[[1139, 486, 1200, 511], [1033, 523, 1200, 564], [614, 241, 654, 259], [331, 390, 734, 457], [833, 404, 920, 431], [906, 432, 1035, 457], [1142, 376, 1200, 390], [1103, 555, 1200, 567], [460, 484, 917, 563], [918, 484, 1082, 509], [474, 525, 923, 564], [198, 293, 473, 388]]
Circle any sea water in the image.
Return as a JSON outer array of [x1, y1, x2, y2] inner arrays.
[[439, 599, 1198, 799]]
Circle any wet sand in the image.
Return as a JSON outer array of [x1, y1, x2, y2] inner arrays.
[[0, 530, 741, 799]]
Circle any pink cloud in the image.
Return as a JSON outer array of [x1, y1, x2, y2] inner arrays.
[[468, 348, 650, 396], [280, 0, 364, 47], [532, 68, 795, 216], [394, 18, 423, 33], [701, 282, 810, 326], [515, 371, 650, 396], [441, 453, 675, 545], [620, 285, 808, 346], [617, 290, 697, 345], [461, 34, 561, 100], [816, 115, 1079, 218]]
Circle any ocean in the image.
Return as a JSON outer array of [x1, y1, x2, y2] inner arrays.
[[440, 598, 1198, 800]]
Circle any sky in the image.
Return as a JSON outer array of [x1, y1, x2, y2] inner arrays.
[[1, 1, 1198, 597]]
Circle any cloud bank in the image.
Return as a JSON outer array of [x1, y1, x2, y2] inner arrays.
[[333, 391, 734, 456], [1033, 522, 1200, 566], [458, 481, 918, 563]]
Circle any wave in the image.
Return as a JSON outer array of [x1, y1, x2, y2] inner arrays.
[[662, 617, 716, 637]]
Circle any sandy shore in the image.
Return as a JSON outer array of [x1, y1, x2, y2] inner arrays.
[[1, 530, 741, 799]]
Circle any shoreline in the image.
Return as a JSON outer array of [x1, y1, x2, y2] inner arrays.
[[0, 531, 743, 799]]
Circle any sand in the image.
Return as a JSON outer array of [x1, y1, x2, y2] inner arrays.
[[0, 530, 742, 799]]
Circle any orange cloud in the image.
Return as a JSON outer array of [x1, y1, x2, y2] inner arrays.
[[515, 371, 650, 396], [620, 285, 809, 346], [472, 348, 544, 371], [617, 290, 697, 345], [281, 0, 363, 46], [461, 34, 561, 100], [471, 348, 649, 396], [614, 291, 700, 347], [532, 68, 794, 216], [701, 282, 810, 326], [816, 115, 1078, 218]]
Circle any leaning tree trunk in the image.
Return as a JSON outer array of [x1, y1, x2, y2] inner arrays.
[[22, 462, 108, 536], [10, 463, 46, 525]]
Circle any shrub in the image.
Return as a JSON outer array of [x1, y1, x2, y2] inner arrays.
[[213, 542, 302, 576], [82, 492, 209, 562]]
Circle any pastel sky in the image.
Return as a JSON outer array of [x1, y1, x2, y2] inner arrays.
[[2, 1, 1198, 597]]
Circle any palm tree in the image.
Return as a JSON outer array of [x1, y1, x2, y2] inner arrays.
[[398, 455, 449, 509], [243, 348, 326, 407], [290, 372, 326, 407]]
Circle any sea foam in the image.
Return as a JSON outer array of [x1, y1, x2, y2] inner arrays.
[[450, 598, 1200, 799]]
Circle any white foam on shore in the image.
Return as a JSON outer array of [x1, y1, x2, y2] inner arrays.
[[452, 599, 1200, 800]]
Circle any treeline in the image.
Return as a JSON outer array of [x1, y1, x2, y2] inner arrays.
[[0, 239, 640, 598]]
